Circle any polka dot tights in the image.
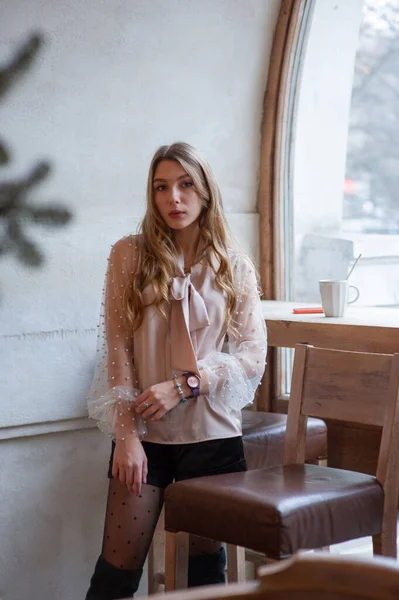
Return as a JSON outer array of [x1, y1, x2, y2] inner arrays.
[[102, 479, 163, 571], [101, 478, 222, 572]]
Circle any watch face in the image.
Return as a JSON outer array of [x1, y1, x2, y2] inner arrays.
[[187, 375, 199, 388]]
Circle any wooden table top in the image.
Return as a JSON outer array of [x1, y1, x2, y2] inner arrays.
[[261, 301, 399, 354]]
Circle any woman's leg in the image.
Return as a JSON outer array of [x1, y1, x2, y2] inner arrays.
[[187, 536, 226, 587], [176, 437, 247, 588], [86, 478, 164, 600], [188, 536, 222, 557], [102, 478, 164, 570]]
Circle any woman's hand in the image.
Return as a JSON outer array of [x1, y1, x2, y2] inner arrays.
[[112, 436, 148, 495], [135, 379, 182, 421]]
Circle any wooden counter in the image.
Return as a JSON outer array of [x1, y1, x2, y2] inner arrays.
[[262, 301, 399, 354], [260, 301, 399, 475]]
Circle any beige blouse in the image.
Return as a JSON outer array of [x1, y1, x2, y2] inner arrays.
[[87, 235, 267, 444]]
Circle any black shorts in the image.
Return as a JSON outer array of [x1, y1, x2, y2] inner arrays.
[[108, 436, 247, 488]]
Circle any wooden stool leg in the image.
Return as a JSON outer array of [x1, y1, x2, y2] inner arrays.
[[244, 548, 268, 580], [165, 531, 189, 591], [226, 544, 246, 583], [373, 533, 383, 556], [148, 506, 165, 594], [373, 529, 397, 558]]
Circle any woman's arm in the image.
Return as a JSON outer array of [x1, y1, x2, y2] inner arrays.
[[197, 254, 267, 411], [86, 237, 145, 441]]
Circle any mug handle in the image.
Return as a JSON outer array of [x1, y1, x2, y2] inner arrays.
[[348, 285, 360, 304]]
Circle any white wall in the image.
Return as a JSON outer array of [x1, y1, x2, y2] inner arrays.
[[0, 1, 280, 598]]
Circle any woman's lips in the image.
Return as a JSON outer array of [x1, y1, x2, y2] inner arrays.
[[169, 211, 185, 218]]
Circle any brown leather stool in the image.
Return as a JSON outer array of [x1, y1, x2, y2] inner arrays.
[[242, 411, 327, 469], [240, 411, 327, 576], [163, 346, 399, 591], [148, 412, 328, 593]]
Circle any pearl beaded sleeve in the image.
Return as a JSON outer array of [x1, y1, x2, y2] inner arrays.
[[86, 237, 146, 440], [198, 254, 267, 411]]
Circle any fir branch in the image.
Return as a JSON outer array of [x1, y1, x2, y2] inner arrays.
[[0, 33, 43, 99]]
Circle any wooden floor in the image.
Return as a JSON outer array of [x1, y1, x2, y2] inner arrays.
[[330, 535, 398, 559], [325, 518, 399, 560]]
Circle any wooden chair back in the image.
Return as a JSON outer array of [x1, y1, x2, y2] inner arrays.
[[284, 345, 399, 490], [144, 552, 399, 599], [257, 551, 399, 599]]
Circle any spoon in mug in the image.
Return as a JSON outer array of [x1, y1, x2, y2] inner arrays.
[[346, 253, 362, 280]]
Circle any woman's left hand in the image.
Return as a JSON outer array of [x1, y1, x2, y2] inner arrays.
[[135, 380, 181, 421]]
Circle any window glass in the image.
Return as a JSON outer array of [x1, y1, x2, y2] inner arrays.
[[343, 0, 399, 307], [283, 0, 399, 396], [293, 0, 399, 309]]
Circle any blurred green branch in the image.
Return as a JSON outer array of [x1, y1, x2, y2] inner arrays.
[[0, 33, 72, 268]]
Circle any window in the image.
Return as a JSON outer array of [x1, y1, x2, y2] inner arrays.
[[343, 0, 399, 306], [282, 0, 399, 395], [291, 0, 399, 308]]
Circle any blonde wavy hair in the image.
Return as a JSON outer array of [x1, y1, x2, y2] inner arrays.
[[124, 142, 238, 334]]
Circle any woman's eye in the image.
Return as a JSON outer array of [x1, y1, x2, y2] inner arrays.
[[156, 185, 166, 191], [182, 181, 193, 188]]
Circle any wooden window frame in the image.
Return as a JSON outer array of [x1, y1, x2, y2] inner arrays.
[[258, 0, 312, 412]]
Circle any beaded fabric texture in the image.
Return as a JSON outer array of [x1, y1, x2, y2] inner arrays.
[[86, 234, 267, 444], [86, 236, 145, 441], [198, 253, 267, 412]]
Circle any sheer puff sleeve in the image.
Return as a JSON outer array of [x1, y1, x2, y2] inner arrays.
[[86, 236, 146, 440], [198, 253, 267, 411]]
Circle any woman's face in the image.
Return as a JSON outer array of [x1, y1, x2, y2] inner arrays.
[[153, 160, 203, 230]]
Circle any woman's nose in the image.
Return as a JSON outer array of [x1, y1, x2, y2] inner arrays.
[[169, 187, 180, 203]]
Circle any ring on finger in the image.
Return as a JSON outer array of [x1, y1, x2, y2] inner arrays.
[[143, 401, 150, 408]]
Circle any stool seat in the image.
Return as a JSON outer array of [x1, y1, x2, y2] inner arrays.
[[242, 411, 327, 469], [147, 411, 327, 594], [164, 464, 384, 560]]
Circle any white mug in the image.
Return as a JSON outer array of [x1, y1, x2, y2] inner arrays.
[[319, 280, 360, 317]]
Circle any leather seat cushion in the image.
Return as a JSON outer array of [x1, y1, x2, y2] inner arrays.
[[164, 464, 384, 559], [242, 411, 327, 469]]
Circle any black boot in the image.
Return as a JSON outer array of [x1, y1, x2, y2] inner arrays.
[[187, 546, 226, 588], [85, 555, 143, 599]]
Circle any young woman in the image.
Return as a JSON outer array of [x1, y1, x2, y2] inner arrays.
[[85, 142, 267, 599]]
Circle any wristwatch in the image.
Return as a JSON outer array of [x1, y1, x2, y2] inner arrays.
[[183, 372, 200, 398]]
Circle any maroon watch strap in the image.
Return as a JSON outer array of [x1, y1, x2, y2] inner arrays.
[[183, 372, 200, 398]]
